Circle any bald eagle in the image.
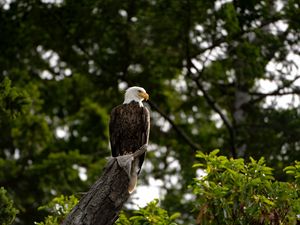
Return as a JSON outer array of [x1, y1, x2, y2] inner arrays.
[[109, 86, 150, 193]]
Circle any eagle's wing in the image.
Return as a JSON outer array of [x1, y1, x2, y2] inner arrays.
[[109, 103, 150, 173], [109, 106, 120, 157], [137, 106, 150, 172]]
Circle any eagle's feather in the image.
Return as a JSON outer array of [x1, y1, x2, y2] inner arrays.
[[109, 101, 150, 173]]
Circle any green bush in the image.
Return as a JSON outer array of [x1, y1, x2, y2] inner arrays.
[[116, 199, 180, 225], [34, 195, 78, 225], [191, 150, 300, 225], [0, 187, 18, 225], [33, 152, 300, 225]]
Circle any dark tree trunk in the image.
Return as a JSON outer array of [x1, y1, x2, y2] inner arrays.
[[62, 145, 147, 225]]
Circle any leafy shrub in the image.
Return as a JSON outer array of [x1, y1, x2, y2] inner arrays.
[[116, 199, 180, 225], [191, 150, 300, 225], [34, 195, 78, 225], [33, 152, 300, 225], [0, 187, 18, 225]]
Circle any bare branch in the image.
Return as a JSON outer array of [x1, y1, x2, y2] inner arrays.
[[63, 145, 148, 225], [191, 14, 285, 60], [181, 0, 237, 157], [249, 75, 300, 104], [148, 100, 201, 151], [62, 158, 130, 225], [189, 72, 237, 158], [132, 144, 148, 158]]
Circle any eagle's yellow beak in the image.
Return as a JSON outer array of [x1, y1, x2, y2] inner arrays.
[[139, 92, 149, 101]]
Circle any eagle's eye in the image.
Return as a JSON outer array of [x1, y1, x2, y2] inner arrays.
[[137, 90, 142, 93]]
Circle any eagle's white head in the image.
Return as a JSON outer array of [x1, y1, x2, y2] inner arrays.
[[123, 86, 149, 106]]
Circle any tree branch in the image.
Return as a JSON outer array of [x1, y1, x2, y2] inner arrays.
[[62, 145, 148, 225], [182, 0, 236, 157], [187, 59, 237, 157], [147, 100, 201, 151], [191, 14, 285, 60], [184, 0, 236, 158], [192, 75, 237, 158], [249, 75, 300, 104], [132, 144, 148, 158]]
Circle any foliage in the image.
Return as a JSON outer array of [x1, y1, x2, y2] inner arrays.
[[34, 155, 300, 225], [35, 197, 179, 225], [0, 187, 18, 225], [0, 77, 30, 119], [34, 195, 78, 225], [284, 161, 300, 185], [191, 150, 300, 225], [116, 199, 180, 225], [1, 0, 300, 224]]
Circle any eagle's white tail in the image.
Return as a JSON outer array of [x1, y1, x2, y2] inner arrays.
[[128, 158, 139, 193], [128, 174, 137, 193]]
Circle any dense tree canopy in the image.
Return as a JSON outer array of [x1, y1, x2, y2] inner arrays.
[[1, 0, 300, 224]]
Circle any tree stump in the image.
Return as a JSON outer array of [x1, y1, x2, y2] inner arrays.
[[62, 145, 147, 225]]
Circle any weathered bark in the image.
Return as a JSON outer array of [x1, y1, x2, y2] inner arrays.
[[62, 145, 147, 225]]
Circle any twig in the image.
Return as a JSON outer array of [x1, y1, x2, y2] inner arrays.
[[190, 74, 237, 158], [132, 145, 148, 159], [148, 100, 201, 151], [186, 49, 236, 156], [249, 75, 300, 104]]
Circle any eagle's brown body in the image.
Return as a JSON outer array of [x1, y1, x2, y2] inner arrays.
[[109, 101, 150, 173]]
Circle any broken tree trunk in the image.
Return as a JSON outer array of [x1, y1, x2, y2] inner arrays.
[[62, 145, 147, 225]]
